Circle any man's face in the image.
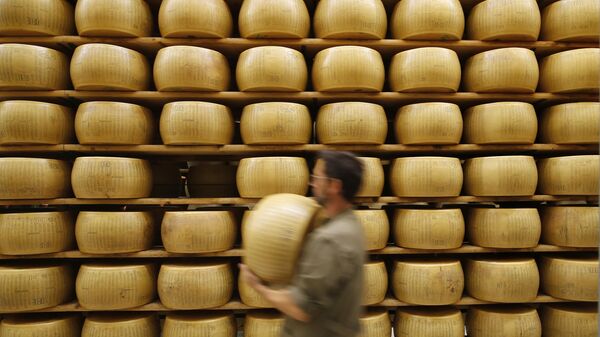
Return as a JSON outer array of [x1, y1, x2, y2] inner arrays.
[[310, 159, 330, 205]]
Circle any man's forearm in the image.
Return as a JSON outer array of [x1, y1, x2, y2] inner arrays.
[[254, 283, 311, 323]]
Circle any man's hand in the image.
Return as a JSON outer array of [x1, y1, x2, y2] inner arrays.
[[239, 263, 263, 290]]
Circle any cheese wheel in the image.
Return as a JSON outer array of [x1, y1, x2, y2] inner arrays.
[[465, 258, 539, 302], [154, 46, 230, 92], [463, 102, 537, 144], [540, 102, 600, 144], [390, 157, 463, 197], [0, 212, 74, 255], [160, 101, 233, 145], [163, 313, 236, 337], [0, 264, 73, 312], [238, 274, 270, 308], [236, 47, 306, 92], [151, 163, 181, 197], [467, 306, 542, 337], [317, 102, 387, 145], [541, 206, 599, 248], [243, 193, 321, 284], [158, 0, 232, 38], [161, 211, 237, 253], [541, 0, 600, 42], [467, 0, 540, 41], [537, 155, 599, 195], [392, 259, 463, 305], [82, 313, 159, 337], [70, 44, 150, 91], [313, 0, 387, 39], [312, 46, 385, 92], [395, 103, 462, 145], [0, 0, 74, 36], [236, 157, 309, 198], [363, 261, 387, 305], [467, 208, 540, 248], [244, 312, 284, 337], [0, 44, 69, 90], [541, 304, 599, 337], [539, 48, 600, 93], [0, 315, 80, 337], [75, 0, 152, 37], [393, 209, 464, 249], [187, 162, 238, 197], [0, 100, 73, 145], [0, 158, 71, 199], [158, 263, 233, 309], [389, 47, 461, 93], [238, 0, 309, 38], [391, 0, 464, 40], [75, 101, 153, 145], [540, 256, 598, 302], [75, 212, 154, 254], [359, 310, 391, 337], [395, 308, 464, 337], [354, 210, 389, 250], [463, 156, 538, 196], [463, 48, 539, 93], [356, 157, 384, 197], [241, 102, 311, 145]]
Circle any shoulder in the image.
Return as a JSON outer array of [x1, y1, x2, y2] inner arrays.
[[308, 211, 364, 254]]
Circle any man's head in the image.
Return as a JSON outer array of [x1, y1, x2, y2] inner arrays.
[[310, 151, 364, 205]]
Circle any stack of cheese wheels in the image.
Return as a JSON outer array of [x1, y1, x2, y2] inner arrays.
[[74, 0, 152, 37], [151, 163, 181, 197], [537, 155, 599, 195], [391, 0, 464, 40], [158, 0, 233, 38], [362, 261, 387, 305], [0, 212, 74, 255], [360, 310, 392, 337], [541, 304, 599, 337], [463, 156, 538, 196], [313, 0, 387, 39], [76, 263, 156, 310], [467, 208, 541, 248], [463, 102, 538, 144], [243, 193, 321, 284], [540, 206, 599, 247], [316, 102, 387, 144], [467, 306, 542, 337], [467, 0, 540, 41], [395, 103, 463, 145], [236, 47, 307, 92], [463, 48, 539, 93], [236, 157, 309, 197], [392, 259, 463, 305], [75, 211, 155, 254], [0, 315, 80, 337], [163, 313, 236, 337], [356, 157, 384, 197], [244, 312, 284, 337], [75, 102, 154, 145], [154, 46, 230, 91], [70, 44, 151, 91], [240, 102, 311, 145], [187, 162, 238, 197], [312, 46, 384, 92], [540, 102, 600, 144], [160, 101, 233, 145], [390, 157, 463, 197], [71, 157, 153, 199], [389, 47, 461, 92], [393, 209, 464, 249], [0, 264, 73, 312], [82, 313, 160, 337], [161, 211, 237, 253], [0, 158, 71, 199], [539, 48, 600, 93], [0, 44, 69, 90], [395, 308, 464, 337], [541, 0, 600, 42], [0, 0, 74, 36], [465, 257, 539, 302], [238, 273, 270, 308], [0, 101, 73, 145], [540, 255, 598, 302], [238, 0, 309, 38], [158, 262, 233, 309], [354, 210, 389, 250]]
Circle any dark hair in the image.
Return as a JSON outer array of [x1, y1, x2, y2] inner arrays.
[[316, 151, 364, 201]]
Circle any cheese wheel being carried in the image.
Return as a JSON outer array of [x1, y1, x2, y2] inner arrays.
[[236, 157, 309, 198], [390, 157, 463, 197], [0, 315, 80, 337], [0, 100, 73, 145], [0, 158, 71, 199], [158, 0, 232, 38], [312, 46, 384, 92], [244, 312, 284, 337], [392, 259, 464, 305], [395, 308, 464, 337], [395, 103, 462, 145], [160, 101, 233, 145], [354, 210, 389, 251], [241, 102, 311, 145], [393, 209, 464, 249], [314, 0, 387, 39], [467, 208, 541, 248], [389, 47, 461, 93], [161, 211, 237, 253], [540, 206, 599, 248], [539, 102, 600, 144], [82, 313, 159, 337], [541, 0, 600, 42], [236, 47, 307, 92], [537, 155, 599, 195], [539, 48, 600, 93], [362, 261, 387, 305], [75, 0, 152, 37], [463, 102, 537, 144], [0, 211, 74, 255], [467, 0, 541, 41], [238, 0, 309, 38], [317, 102, 387, 145], [163, 313, 236, 337], [467, 306, 542, 337], [541, 303, 599, 337], [0, 44, 69, 90], [0, 0, 74, 36], [540, 255, 598, 302], [463, 156, 538, 196]]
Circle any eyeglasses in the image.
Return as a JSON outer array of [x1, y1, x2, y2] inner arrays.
[[310, 174, 330, 181]]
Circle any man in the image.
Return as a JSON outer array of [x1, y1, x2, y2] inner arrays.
[[239, 151, 365, 337]]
